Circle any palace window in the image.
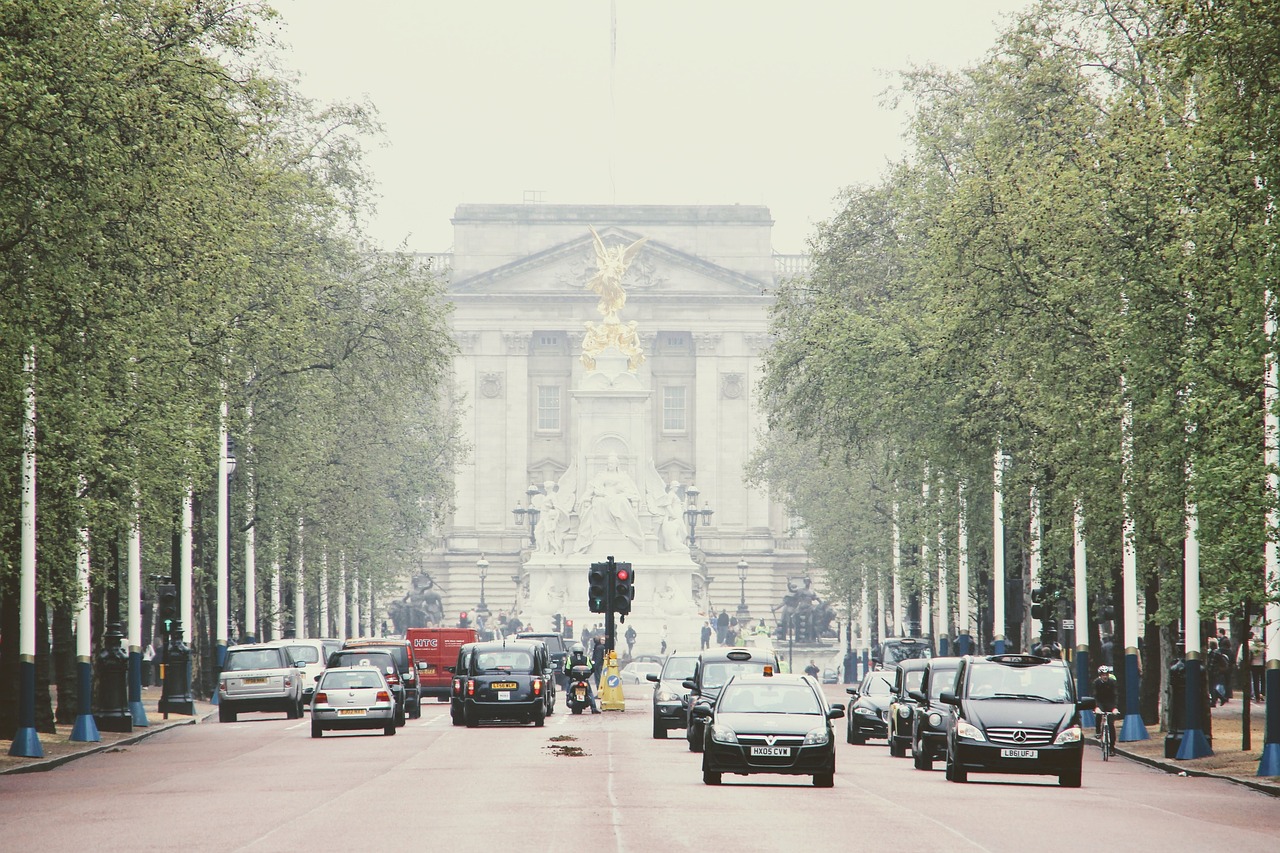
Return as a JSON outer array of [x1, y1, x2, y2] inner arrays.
[[537, 385, 561, 432], [663, 386, 687, 432]]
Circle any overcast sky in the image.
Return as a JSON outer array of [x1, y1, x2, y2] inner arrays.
[[266, 1, 1034, 254]]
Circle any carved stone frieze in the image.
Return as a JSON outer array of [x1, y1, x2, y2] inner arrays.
[[479, 372, 503, 399], [721, 372, 745, 400], [693, 333, 722, 356], [503, 331, 531, 355]]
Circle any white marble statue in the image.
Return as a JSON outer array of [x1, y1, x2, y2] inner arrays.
[[532, 481, 569, 555], [573, 453, 645, 552], [653, 479, 688, 552]]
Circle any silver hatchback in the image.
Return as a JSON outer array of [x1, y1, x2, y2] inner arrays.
[[311, 666, 397, 737]]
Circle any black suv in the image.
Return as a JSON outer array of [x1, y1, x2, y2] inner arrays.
[[908, 656, 961, 770], [459, 640, 555, 727], [683, 647, 781, 753], [327, 648, 405, 726], [888, 658, 929, 757], [942, 653, 1096, 787]]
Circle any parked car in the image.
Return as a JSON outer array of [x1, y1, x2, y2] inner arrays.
[[909, 657, 962, 770], [887, 658, 930, 757], [647, 652, 699, 739], [269, 638, 341, 704], [459, 640, 555, 727], [942, 653, 1095, 787], [326, 648, 405, 726], [342, 638, 420, 718], [218, 643, 305, 723], [310, 666, 397, 738], [683, 646, 782, 753], [620, 661, 662, 684], [845, 669, 893, 744], [694, 673, 843, 787]]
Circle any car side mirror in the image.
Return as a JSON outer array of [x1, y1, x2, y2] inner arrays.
[[828, 707, 845, 720], [939, 691, 959, 706], [295, 661, 307, 669], [908, 689, 926, 704], [692, 705, 713, 720], [444, 665, 455, 674], [646, 673, 659, 683], [845, 688, 859, 697], [1077, 697, 1097, 711], [682, 679, 697, 691]]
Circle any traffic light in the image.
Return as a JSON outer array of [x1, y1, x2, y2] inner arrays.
[[553, 613, 563, 632], [459, 611, 470, 628], [588, 563, 609, 613], [157, 584, 178, 635], [612, 563, 634, 615], [1030, 587, 1046, 621], [563, 618, 573, 639]]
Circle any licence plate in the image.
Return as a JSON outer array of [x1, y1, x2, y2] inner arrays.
[[338, 709, 366, 716], [750, 746, 790, 757], [243, 677, 267, 685], [491, 682, 518, 690], [498, 691, 512, 701], [1000, 748, 1038, 759]]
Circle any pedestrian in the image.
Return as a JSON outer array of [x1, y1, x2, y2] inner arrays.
[[625, 624, 637, 657], [804, 659, 820, 679], [1243, 631, 1265, 699], [659, 624, 668, 655], [142, 642, 156, 687], [1206, 638, 1229, 707], [1216, 628, 1234, 699], [591, 635, 606, 688], [716, 609, 729, 645], [700, 621, 712, 650]]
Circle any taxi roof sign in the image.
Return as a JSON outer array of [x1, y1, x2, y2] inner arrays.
[[986, 653, 1051, 666], [726, 649, 753, 661]]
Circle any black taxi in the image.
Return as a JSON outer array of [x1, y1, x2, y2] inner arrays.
[[941, 653, 1096, 787], [458, 640, 555, 727], [682, 646, 781, 752]]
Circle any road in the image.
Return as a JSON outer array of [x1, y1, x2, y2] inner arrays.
[[2, 684, 1277, 852]]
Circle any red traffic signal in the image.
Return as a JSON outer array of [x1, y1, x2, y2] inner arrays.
[[616, 568, 629, 581]]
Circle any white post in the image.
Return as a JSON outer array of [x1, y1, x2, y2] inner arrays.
[[937, 476, 949, 652], [216, 400, 230, 660], [993, 449, 1007, 654], [127, 493, 146, 724], [922, 471, 932, 641], [11, 345, 42, 756], [1260, 289, 1280, 773], [270, 557, 281, 641], [244, 472, 256, 642], [319, 547, 329, 638], [891, 497, 902, 636], [1028, 486, 1041, 651], [352, 567, 361, 639], [860, 582, 870, 660], [294, 518, 306, 639], [181, 489, 193, 644], [957, 481, 971, 651], [1119, 371, 1147, 740], [338, 551, 348, 642]]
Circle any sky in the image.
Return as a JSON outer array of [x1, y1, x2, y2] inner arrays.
[[265, 1, 1035, 254]]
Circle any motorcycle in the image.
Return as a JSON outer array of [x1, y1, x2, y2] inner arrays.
[[566, 664, 594, 715]]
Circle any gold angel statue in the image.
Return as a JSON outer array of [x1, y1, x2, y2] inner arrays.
[[586, 225, 648, 321]]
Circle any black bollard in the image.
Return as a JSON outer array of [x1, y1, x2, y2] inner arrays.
[[95, 622, 133, 733], [159, 621, 195, 716]]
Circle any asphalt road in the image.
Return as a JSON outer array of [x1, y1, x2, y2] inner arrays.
[[2, 684, 1277, 852]]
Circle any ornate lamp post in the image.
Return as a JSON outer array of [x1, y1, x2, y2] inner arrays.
[[476, 555, 490, 618], [684, 485, 714, 546], [736, 557, 750, 620], [512, 483, 542, 547]]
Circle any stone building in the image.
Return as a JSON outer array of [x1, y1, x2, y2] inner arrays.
[[412, 203, 812, 652]]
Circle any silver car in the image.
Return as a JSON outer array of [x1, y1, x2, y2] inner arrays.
[[311, 666, 397, 737], [218, 643, 305, 722]]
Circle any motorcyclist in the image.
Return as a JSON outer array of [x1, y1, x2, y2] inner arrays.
[[1092, 665, 1119, 744], [567, 643, 600, 714]]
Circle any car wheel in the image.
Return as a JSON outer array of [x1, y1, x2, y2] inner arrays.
[[219, 705, 237, 723], [451, 705, 463, 726], [652, 718, 667, 739], [913, 747, 932, 771], [571, 705, 583, 715], [889, 736, 906, 758], [847, 725, 864, 745], [464, 705, 480, 728], [813, 771, 835, 788], [311, 722, 322, 738], [1059, 766, 1082, 788], [395, 706, 406, 728], [533, 704, 546, 727], [286, 700, 300, 720], [384, 722, 396, 736], [689, 728, 704, 753], [702, 770, 722, 786], [410, 701, 421, 720], [945, 752, 967, 783]]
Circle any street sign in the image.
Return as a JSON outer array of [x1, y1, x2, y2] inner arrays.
[[1062, 619, 1075, 630]]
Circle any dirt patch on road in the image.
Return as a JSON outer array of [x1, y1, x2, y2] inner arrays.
[[545, 734, 587, 757]]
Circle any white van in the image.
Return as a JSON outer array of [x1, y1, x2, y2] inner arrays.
[[269, 638, 341, 702]]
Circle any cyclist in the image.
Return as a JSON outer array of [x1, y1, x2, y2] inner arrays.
[[1092, 665, 1120, 751]]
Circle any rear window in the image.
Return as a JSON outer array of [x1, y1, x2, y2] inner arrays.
[[224, 649, 284, 671], [331, 651, 395, 672], [321, 670, 385, 690], [474, 650, 534, 672], [347, 644, 409, 670]]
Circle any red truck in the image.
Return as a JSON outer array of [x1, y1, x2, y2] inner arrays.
[[407, 627, 477, 701]]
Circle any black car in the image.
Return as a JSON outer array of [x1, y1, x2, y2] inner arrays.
[[694, 673, 843, 787], [845, 669, 893, 744], [459, 640, 555, 727], [887, 658, 929, 757], [873, 636, 933, 670], [647, 652, 699, 739], [942, 653, 1096, 787], [447, 642, 477, 726], [516, 632, 569, 690], [326, 648, 406, 726], [683, 647, 782, 753], [909, 656, 961, 770]]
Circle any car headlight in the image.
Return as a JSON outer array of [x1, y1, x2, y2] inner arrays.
[[710, 724, 738, 744], [856, 707, 878, 716], [898, 706, 912, 719], [656, 689, 679, 702], [928, 712, 942, 728], [956, 720, 985, 741], [803, 726, 830, 745], [1054, 725, 1082, 745]]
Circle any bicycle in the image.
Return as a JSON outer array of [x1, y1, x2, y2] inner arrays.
[[1098, 710, 1116, 760]]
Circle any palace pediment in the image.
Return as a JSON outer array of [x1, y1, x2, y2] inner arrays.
[[450, 226, 767, 298]]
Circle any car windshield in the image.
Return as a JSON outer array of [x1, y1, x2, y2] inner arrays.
[[224, 650, 282, 671], [719, 683, 822, 715], [968, 663, 1072, 701], [929, 669, 958, 699], [901, 669, 924, 694], [882, 641, 932, 666], [701, 660, 771, 689], [475, 650, 533, 672], [281, 645, 320, 664], [662, 657, 698, 681], [863, 674, 892, 696], [321, 671, 384, 690]]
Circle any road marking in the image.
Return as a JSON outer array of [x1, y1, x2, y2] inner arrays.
[[286, 721, 308, 731], [606, 731, 626, 853]]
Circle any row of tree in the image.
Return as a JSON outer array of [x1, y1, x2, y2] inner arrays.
[[751, 0, 1278, 718], [0, 2, 462, 733]]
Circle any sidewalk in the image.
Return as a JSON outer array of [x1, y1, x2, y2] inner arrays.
[[0, 686, 217, 775], [1105, 695, 1280, 796]]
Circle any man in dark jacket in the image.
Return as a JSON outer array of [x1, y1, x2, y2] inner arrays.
[[591, 636, 606, 688]]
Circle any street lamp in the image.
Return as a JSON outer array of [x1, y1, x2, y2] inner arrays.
[[736, 557, 750, 620], [684, 485, 714, 546], [511, 483, 542, 547], [476, 554, 490, 617]]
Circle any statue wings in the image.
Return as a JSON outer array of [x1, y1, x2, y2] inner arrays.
[[586, 226, 648, 320], [644, 462, 669, 514]]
